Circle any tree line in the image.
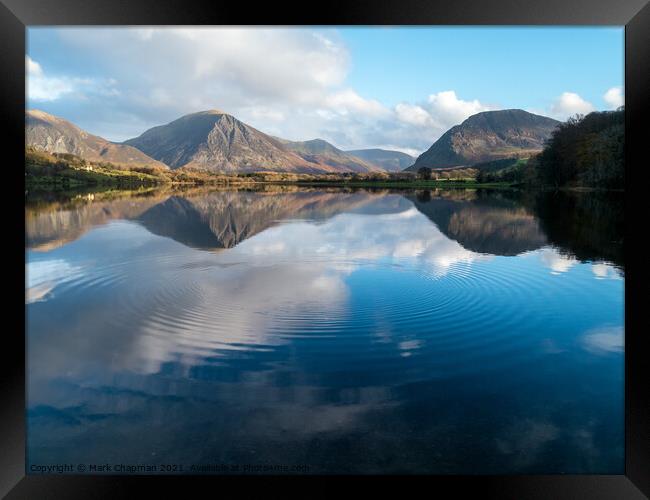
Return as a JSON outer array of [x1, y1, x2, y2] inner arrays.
[[536, 108, 624, 189]]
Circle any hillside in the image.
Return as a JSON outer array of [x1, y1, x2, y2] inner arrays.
[[407, 109, 560, 171], [346, 148, 415, 172], [26, 110, 166, 169]]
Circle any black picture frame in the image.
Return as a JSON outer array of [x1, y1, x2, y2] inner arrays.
[[4, 0, 649, 497]]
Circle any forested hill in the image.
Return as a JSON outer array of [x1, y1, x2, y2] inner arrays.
[[536, 108, 624, 189]]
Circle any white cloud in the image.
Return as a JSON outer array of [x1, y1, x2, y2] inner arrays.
[[26, 55, 42, 76], [54, 27, 351, 114], [26, 55, 118, 103], [388, 91, 493, 153], [324, 89, 388, 117], [427, 90, 492, 128], [243, 107, 286, 123], [26, 55, 75, 101], [603, 86, 624, 109], [395, 103, 434, 127], [549, 92, 595, 120], [374, 145, 420, 158]]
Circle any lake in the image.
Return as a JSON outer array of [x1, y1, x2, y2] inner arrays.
[[25, 186, 624, 474]]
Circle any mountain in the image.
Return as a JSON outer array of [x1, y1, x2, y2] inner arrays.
[[25, 110, 166, 169], [124, 110, 349, 174], [406, 109, 560, 171], [346, 148, 415, 172], [279, 139, 382, 173]]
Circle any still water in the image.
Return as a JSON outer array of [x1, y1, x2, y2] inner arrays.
[[26, 187, 624, 474]]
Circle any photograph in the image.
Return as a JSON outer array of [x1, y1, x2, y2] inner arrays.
[[24, 25, 626, 476]]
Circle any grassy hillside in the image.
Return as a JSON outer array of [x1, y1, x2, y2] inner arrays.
[[25, 147, 166, 189]]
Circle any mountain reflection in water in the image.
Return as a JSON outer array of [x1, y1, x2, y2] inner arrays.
[[25, 187, 624, 474], [26, 187, 623, 267]]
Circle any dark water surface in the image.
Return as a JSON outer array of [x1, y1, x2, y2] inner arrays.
[[26, 187, 624, 474]]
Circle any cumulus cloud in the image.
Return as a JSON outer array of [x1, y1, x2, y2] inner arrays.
[[395, 91, 491, 130], [395, 103, 435, 127], [36, 28, 355, 140], [324, 89, 388, 117], [26, 55, 42, 76], [603, 86, 624, 109], [26, 55, 118, 103], [549, 92, 595, 120], [26, 56, 75, 101], [427, 90, 492, 128]]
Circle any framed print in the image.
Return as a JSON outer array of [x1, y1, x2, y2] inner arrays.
[[3, 0, 649, 497]]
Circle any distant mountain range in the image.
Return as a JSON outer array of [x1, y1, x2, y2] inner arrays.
[[406, 109, 560, 171], [26, 107, 561, 174], [276, 138, 382, 173], [346, 148, 415, 172]]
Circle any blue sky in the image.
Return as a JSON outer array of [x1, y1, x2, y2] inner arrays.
[[342, 27, 623, 109], [27, 27, 623, 154]]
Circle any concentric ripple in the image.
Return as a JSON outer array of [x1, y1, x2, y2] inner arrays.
[[29, 230, 620, 383], [26, 199, 624, 385]]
